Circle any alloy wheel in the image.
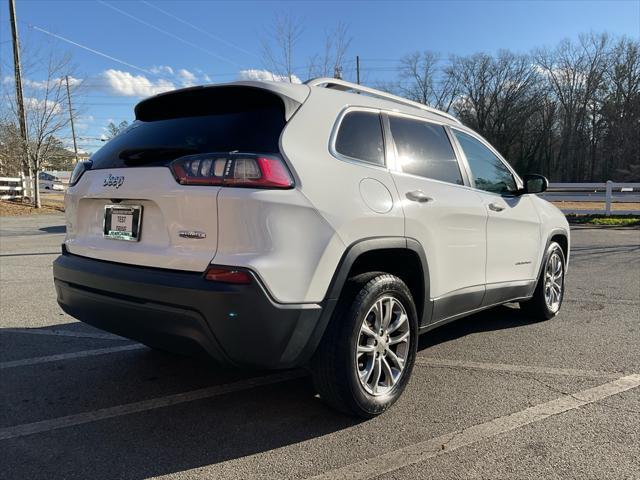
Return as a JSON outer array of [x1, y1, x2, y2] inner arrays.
[[544, 250, 564, 313], [355, 296, 410, 396]]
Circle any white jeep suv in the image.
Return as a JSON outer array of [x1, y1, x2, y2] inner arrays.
[[53, 78, 569, 417]]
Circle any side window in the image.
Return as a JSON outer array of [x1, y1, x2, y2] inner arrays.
[[388, 116, 463, 185], [453, 130, 517, 195], [334, 111, 385, 166]]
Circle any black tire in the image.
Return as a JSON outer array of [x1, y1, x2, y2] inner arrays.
[[311, 273, 418, 418], [520, 241, 566, 320]]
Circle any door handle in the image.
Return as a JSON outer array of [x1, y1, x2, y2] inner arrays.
[[488, 202, 505, 212], [406, 190, 433, 203]]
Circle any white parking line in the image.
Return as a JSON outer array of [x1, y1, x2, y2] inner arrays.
[[415, 357, 622, 379], [0, 344, 146, 369], [3, 328, 128, 341], [0, 370, 306, 440], [307, 374, 640, 480]]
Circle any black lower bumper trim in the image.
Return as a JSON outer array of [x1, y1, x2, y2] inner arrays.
[[53, 252, 322, 369]]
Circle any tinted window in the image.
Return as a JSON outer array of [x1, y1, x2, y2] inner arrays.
[[90, 88, 286, 170], [335, 111, 385, 166], [453, 130, 517, 194], [389, 117, 462, 184]]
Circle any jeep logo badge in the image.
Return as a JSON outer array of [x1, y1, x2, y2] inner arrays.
[[103, 174, 125, 189]]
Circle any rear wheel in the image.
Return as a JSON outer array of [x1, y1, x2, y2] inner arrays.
[[520, 241, 566, 320], [311, 273, 418, 418]]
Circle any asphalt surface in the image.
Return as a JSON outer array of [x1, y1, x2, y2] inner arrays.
[[0, 214, 638, 480]]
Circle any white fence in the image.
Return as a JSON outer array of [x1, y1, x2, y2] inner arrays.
[[0, 175, 35, 200], [542, 181, 640, 215]]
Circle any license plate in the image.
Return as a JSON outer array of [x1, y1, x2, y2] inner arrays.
[[103, 205, 142, 241]]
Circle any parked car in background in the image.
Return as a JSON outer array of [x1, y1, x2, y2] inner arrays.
[[53, 78, 570, 417], [39, 172, 65, 191]]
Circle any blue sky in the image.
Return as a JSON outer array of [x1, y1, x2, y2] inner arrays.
[[1, 0, 639, 153]]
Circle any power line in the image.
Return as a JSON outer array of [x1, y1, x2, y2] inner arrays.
[[28, 24, 156, 76], [97, 0, 240, 67], [140, 0, 259, 59]]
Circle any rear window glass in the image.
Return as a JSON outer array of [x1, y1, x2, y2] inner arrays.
[[389, 116, 462, 185], [90, 88, 286, 169], [334, 111, 385, 166]]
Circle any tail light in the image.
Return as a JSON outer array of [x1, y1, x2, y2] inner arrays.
[[204, 266, 252, 284], [69, 159, 92, 186], [170, 153, 293, 189]]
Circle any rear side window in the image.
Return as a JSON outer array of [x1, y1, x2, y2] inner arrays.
[[334, 111, 385, 166], [89, 87, 287, 169], [388, 116, 462, 185]]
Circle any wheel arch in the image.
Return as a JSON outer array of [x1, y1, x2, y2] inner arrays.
[[325, 237, 430, 318], [535, 228, 570, 285], [297, 237, 431, 366]]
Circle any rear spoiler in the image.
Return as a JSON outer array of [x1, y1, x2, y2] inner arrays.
[[134, 82, 311, 122]]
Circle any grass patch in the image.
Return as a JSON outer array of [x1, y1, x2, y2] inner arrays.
[[566, 214, 640, 226]]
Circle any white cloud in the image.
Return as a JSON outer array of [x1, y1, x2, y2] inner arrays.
[[237, 69, 302, 84], [3, 76, 82, 90], [177, 68, 197, 87], [150, 65, 174, 75], [99, 69, 175, 97], [24, 97, 62, 114]]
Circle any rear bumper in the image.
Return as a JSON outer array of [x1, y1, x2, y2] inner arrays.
[[53, 251, 325, 369]]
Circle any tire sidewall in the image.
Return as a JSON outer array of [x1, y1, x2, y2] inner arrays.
[[343, 276, 418, 416], [541, 242, 566, 317]]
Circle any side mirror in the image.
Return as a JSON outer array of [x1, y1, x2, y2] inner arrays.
[[522, 174, 548, 194]]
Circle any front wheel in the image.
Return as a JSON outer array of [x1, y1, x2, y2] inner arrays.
[[311, 273, 418, 418], [520, 241, 566, 320]]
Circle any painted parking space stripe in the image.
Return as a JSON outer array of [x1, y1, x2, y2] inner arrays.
[[308, 374, 640, 480], [0, 370, 306, 440], [3, 327, 128, 341], [415, 357, 623, 379], [0, 344, 146, 369]]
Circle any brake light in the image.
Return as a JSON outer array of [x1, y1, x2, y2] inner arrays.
[[204, 266, 252, 284], [170, 153, 293, 188], [69, 159, 92, 186]]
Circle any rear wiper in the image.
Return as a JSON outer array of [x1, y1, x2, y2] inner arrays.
[[118, 147, 199, 164]]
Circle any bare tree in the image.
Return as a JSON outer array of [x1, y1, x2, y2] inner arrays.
[[535, 33, 610, 180], [5, 51, 78, 207], [600, 37, 640, 180], [307, 22, 352, 79], [446, 50, 544, 169], [261, 13, 304, 82], [105, 120, 130, 140], [380, 32, 636, 182], [0, 121, 24, 176]]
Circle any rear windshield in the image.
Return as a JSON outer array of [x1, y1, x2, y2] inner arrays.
[[90, 87, 287, 169]]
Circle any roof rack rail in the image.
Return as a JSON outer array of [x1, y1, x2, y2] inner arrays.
[[305, 77, 462, 125]]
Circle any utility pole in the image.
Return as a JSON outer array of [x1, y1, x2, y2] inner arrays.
[[356, 55, 361, 85], [8, 0, 29, 174], [65, 75, 79, 164]]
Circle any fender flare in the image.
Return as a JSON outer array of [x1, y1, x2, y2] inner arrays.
[[297, 237, 432, 365], [530, 228, 570, 295]]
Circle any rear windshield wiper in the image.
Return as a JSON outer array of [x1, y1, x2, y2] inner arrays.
[[118, 147, 199, 164]]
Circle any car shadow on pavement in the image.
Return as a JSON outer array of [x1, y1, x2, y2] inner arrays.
[[3, 306, 537, 479], [1, 324, 361, 479], [38, 224, 66, 234], [418, 304, 539, 351]]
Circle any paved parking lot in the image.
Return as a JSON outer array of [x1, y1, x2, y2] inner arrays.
[[1, 214, 638, 479]]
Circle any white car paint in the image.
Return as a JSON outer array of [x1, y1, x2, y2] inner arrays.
[[63, 78, 569, 308]]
